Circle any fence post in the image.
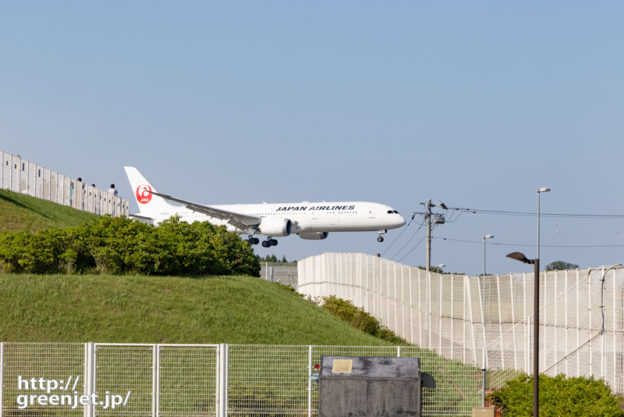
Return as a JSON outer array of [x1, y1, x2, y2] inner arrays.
[[0, 342, 4, 417], [308, 345, 313, 417], [218, 344, 228, 417], [85, 342, 95, 417], [152, 345, 160, 417]]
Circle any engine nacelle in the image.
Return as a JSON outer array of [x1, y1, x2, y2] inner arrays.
[[298, 232, 329, 240], [258, 217, 292, 237]]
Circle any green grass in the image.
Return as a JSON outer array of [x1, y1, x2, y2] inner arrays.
[[0, 274, 396, 345], [0, 188, 98, 232]]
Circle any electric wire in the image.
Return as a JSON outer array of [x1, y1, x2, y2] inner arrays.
[[435, 236, 624, 248], [388, 220, 425, 260], [383, 212, 418, 254], [444, 205, 624, 219], [397, 223, 437, 263]]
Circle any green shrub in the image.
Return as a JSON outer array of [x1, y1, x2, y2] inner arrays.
[[487, 374, 624, 417], [0, 216, 260, 277], [321, 295, 405, 343]]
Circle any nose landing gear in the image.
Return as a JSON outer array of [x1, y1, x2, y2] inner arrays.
[[377, 230, 387, 243]]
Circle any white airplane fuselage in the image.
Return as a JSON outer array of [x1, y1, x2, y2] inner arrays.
[[148, 201, 405, 234]]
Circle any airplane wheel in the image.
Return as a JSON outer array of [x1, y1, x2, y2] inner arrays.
[[262, 241, 270, 248], [251, 237, 260, 245], [269, 239, 278, 246], [377, 236, 384, 243]]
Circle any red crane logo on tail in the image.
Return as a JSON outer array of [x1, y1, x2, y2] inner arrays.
[[136, 184, 153, 204]]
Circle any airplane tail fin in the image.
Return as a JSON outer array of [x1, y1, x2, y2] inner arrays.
[[123, 166, 178, 218]]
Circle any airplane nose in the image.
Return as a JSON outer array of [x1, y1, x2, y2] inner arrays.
[[396, 214, 406, 227]]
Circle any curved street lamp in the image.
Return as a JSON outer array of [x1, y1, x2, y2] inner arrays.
[[506, 186, 550, 417]]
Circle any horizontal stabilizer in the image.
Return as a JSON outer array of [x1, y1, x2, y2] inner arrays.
[[129, 213, 155, 224]]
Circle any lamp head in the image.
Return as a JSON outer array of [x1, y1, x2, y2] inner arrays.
[[483, 234, 494, 240], [537, 187, 551, 193], [506, 251, 534, 264]]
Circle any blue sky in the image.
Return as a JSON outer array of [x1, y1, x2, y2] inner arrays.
[[2, 2, 623, 275]]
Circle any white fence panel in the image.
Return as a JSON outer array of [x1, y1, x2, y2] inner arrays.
[[0, 149, 128, 217], [297, 253, 624, 394]]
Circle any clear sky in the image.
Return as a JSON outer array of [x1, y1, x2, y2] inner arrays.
[[2, 2, 623, 275]]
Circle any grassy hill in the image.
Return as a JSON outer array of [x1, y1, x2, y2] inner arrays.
[[0, 189, 387, 344], [0, 188, 98, 232], [0, 273, 395, 345]]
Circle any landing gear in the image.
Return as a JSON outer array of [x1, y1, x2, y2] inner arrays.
[[261, 238, 278, 248], [377, 229, 387, 243], [247, 236, 260, 245]]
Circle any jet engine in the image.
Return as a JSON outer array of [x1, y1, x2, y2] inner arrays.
[[258, 218, 292, 237], [298, 232, 329, 240]]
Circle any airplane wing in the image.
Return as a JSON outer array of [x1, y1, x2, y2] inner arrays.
[[147, 191, 261, 231]]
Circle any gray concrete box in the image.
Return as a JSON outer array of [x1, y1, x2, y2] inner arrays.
[[319, 356, 422, 417]]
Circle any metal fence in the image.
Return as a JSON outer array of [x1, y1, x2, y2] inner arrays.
[[259, 263, 298, 287], [0, 343, 492, 416], [297, 252, 624, 394], [0, 150, 129, 217]]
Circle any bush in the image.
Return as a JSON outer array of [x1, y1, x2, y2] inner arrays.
[[0, 216, 260, 277], [320, 295, 405, 343], [487, 374, 624, 417]]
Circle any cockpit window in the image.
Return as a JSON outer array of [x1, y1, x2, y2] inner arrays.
[[387, 210, 393, 214], [387, 210, 400, 214]]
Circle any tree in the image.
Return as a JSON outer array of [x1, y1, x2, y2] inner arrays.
[[546, 261, 579, 271]]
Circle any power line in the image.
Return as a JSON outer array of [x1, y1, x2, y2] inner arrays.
[[435, 236, 624, 248], [397, 234, 429, 263], [388, 220, 425, 260], [444, 205, 624, 219], [384, 212, 418, 254]]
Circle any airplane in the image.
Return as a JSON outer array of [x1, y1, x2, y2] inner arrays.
[[124, 166, 406, 247]]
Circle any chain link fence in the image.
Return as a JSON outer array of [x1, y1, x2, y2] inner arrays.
[[0, 150, 129, 217], [0, 343, 498, 416], [259, 264, 298, 288]]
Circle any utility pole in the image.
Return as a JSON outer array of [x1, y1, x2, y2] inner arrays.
[[416, 200, 446, 271], [425, 199, 433, 271]]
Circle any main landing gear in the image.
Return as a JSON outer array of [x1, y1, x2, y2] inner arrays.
[[261, 238, 278, 248], [377, 229, 387, 243], [246, 236, 278, 247]]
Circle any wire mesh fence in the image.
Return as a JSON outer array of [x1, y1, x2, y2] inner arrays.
[[297, 253, 624, 395], [1, 343, 85, 417], [0, 343, 504, 416]]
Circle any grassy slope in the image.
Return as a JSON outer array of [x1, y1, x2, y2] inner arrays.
[[0, 188, 98, 232], [0, 274, 394, 345]]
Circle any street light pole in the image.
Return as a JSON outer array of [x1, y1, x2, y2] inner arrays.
[[482, 234, 494, 327], [506, 186, 549, 417], [534, 187, 549, 417], [482, 234, 494, 277]]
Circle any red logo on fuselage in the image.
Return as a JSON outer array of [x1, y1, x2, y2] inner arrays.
[[136, 184, 153, 204]]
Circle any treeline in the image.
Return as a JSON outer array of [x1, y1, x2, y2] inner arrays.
[[0, 217, 260, 276]]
